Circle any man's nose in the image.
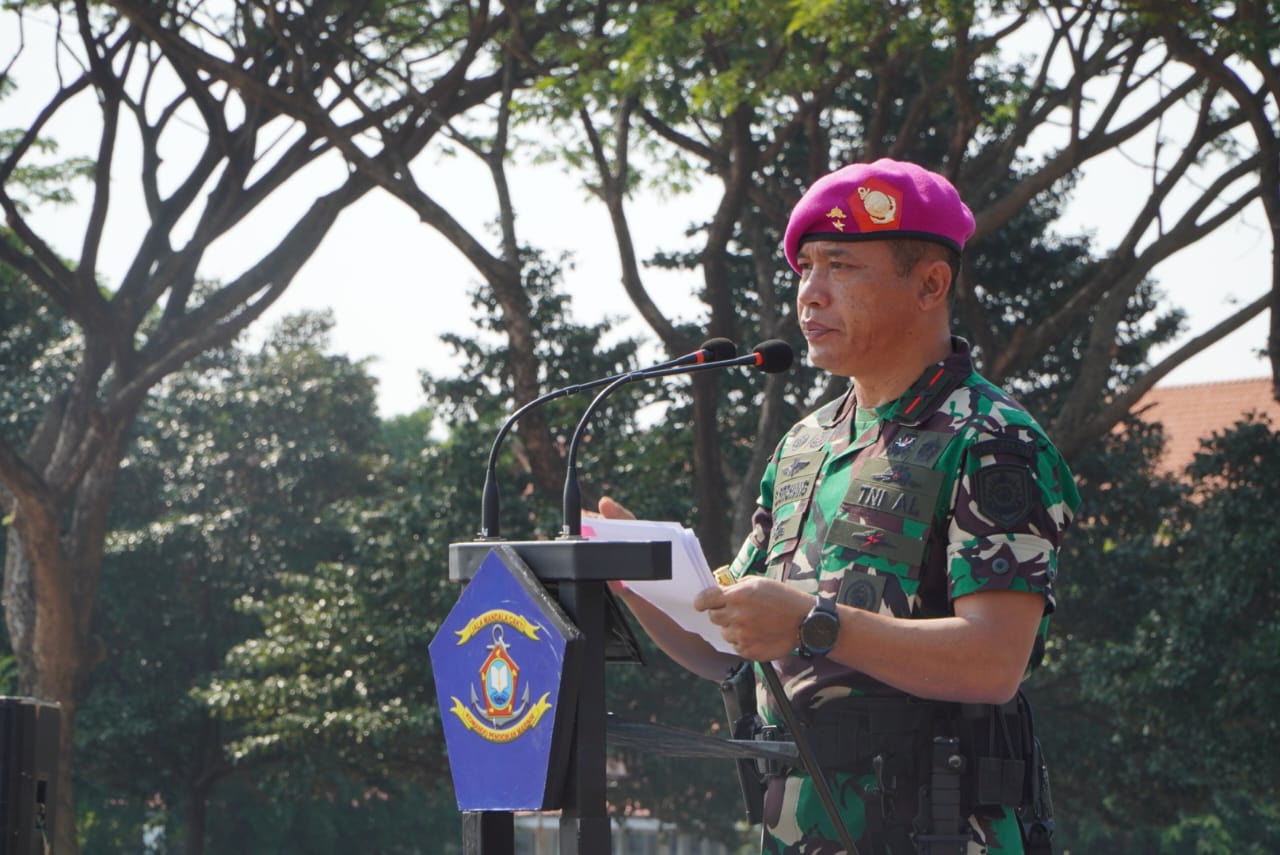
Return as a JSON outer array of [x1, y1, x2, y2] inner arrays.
[[797, 269, 828, 306]]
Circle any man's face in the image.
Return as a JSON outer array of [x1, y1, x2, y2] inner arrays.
[[795, 239, 921, 378]]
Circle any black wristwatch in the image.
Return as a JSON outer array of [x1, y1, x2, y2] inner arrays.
[[797, 595, 840, 658]]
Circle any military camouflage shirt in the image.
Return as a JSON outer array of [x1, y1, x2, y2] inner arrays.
[[727, 337, 1080, 854]]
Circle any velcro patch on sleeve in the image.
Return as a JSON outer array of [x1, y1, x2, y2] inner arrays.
[[974, 463, 1034, 528]]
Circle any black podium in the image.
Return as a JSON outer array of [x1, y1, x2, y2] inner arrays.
[[0, 697, 60, 855], [439, 539, 671, 855]]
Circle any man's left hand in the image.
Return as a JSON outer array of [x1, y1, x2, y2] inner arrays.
[[694, 576, 814, 661]]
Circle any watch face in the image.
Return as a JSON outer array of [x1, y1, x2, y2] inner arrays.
[[800, 609, 840, 653]]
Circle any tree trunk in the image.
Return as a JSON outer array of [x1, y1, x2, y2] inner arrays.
[[7, 518, 79, 854], [4, 537, 77, 854], [3, 413, 131, 855], [2, 532, 35, 680], [8, 531, 84, 855], [183, 783, 208, 855]]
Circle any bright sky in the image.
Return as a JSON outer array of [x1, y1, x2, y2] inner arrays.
[[4, 16, 1272, 420], [241, 155, 712, 418]]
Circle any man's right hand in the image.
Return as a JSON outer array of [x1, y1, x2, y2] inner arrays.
[[593, 495, 742, 680], [598, 495, 636, 521]]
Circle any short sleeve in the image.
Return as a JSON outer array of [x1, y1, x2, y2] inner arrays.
[[945, 432, 1079, 611]]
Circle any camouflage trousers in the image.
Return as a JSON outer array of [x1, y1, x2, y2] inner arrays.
[[759, 771, 1026, 855]]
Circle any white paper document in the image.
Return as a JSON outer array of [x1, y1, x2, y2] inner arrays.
[[581, 517, 736, 654]]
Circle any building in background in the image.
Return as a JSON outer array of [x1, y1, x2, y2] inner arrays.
[[1131, 378, 1280, 476]]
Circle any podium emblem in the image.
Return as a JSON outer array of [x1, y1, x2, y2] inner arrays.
[[445, 620, 555, 743], [429, 546, 582, 810], [481, 628, 517, 717]]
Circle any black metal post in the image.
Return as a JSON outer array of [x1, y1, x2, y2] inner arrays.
[[555, 579, 610, 854], [462, 810, 513, 854], [0, 697, 60, 855]]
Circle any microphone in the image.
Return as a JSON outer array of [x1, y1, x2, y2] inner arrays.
[[640, 338, 794, 381], [561, 339, 794, 537], [478, 337, 736, 538]]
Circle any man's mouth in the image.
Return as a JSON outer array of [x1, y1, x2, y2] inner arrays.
[[802, 321, 833, 341]]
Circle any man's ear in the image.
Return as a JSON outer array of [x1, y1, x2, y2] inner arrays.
[[917, 259, 952, 311]]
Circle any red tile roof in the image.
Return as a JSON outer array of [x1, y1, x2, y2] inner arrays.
[[1131, 377, 1280, 476]]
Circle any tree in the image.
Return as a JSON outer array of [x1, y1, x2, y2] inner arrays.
[[113, 0, 622, 540], [509, 0, 1275, 564], [76, 311, 382, 854], [1064, 415, 1280, 852], [0, 2, 586, 849]]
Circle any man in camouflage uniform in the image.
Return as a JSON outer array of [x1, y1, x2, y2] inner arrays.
[[605, 158, 1079, 854]]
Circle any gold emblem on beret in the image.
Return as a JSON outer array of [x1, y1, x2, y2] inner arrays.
[[825, 206, 848, 232], [857, 186, 898, 225]]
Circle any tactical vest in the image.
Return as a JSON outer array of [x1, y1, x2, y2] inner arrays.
[[764, 361, 967, 628]]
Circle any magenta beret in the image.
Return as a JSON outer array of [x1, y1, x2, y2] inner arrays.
[[782, 158, 975, 273]]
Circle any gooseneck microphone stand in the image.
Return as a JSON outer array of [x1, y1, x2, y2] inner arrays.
[[561, 340, 795, 538], [478, 338, 735, 539]]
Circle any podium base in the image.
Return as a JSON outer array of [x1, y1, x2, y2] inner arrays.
[[463, 811, 512, 854]]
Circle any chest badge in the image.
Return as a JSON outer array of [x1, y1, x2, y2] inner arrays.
[[782, 457, 813, 477]]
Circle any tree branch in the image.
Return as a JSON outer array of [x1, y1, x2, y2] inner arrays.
[[1056, 291, 1271, 459], [579, 103, 683, 352]]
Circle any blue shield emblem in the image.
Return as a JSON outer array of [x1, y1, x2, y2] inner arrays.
[[428, 546, 582, 810]]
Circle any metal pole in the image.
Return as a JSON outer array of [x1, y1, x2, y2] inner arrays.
[[556, 579, 611, 854], [462, 811, 514, 854]]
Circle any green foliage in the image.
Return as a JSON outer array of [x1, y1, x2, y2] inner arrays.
[[1132, 0, 1280, 59], [0, 231, 78, 448], [431, 266, 749, 841], [203, 264, 755, 845], [1094, 416, 1280, 810], [1039, 412, 1280, 852], [203, 505, 451, 784], [77, 310, 387, 851], [1031, 416, 1184, 846], [0, 129, 95, 213]]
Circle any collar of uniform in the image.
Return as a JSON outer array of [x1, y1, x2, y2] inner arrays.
[[816, 382, 858, 428], [882, 336, 973, 426]]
